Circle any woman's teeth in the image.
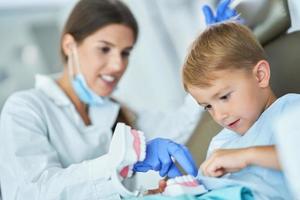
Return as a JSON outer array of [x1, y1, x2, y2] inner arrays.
[[101, 75, 115, 82]]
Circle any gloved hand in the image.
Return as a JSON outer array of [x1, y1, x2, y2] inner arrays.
[[133, 138, 198, 178], [202, 0, 242, 25]]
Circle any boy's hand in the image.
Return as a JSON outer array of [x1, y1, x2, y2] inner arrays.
[[200, 148, 249, 177]]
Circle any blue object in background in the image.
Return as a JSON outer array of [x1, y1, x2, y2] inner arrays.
[[202, 0, 240, 25]]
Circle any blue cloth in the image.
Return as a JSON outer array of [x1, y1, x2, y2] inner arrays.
[[127, 185, 253, 200]]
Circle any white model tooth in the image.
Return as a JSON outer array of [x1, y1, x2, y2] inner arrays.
[[127, 165, 133, 178], [140, 131, 146, 161], [126, 125, 138, 161], [167, 178, 175, 186], [101, 75, 115, 82], [182, 175, 189, 183], [175, 176, 184, 183], [173, 177, 179, 183], [138, 131, 146, 161], [181, 176, 187, 183], [182, 176, 190, 183], [186, 175, 193, 182]]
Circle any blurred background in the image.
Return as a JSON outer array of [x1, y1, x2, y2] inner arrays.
[[0, 0, 300, 166], [0, 0, 206, 111], [1, 0, 299, 110], [0, 0, 67, 108]]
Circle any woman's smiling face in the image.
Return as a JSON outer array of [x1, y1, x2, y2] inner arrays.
[[73, 24, 135, 96]]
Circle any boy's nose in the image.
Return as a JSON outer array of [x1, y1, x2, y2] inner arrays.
[[213, 107, 229, 124]]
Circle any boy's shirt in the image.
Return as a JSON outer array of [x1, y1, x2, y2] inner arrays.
[[199, 93, 300, 200]]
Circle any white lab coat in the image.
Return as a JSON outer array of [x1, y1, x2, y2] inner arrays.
[[0, 74, 202, 200]]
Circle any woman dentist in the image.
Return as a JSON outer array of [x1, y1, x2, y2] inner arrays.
[[0, 0, 200, 199]]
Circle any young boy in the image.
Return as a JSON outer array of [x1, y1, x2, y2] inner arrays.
[[182, 22, 297, 199]]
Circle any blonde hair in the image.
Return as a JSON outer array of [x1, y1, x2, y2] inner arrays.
[[182, 22, 267, 90]]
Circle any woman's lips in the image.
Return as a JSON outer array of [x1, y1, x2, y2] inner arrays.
[[99, 75, 118, 87], [100, 74, 115, 82]]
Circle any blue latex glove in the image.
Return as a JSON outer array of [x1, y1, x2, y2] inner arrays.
[[133, 138, 198, 178], [202, 0, 241, 25]]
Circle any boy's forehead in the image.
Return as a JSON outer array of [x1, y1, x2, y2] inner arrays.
[[188, 70, 242, 103], [189, 83, 229, 103], [189, 69, 254, 105]]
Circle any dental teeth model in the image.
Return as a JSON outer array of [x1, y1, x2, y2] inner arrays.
[[163, 175, 207, 197], [108, 123, 146, 197]]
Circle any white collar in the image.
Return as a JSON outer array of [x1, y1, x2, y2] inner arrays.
[[35, 74, 121, 128], [35, 74, 71, 106]]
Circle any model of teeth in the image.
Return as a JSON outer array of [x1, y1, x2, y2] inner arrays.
[[109, 123, 146, 179], [118, 128, 146, 179], [109, 123, 147, 198], [163, 175, 207, 197]]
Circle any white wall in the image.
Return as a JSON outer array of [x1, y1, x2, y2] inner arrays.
[[114, 0, 208, 114], [288, 0, 300, 32]]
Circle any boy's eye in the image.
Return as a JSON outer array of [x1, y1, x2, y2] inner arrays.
[[220, 93, 231, 101], [204, 105, 212, 111]]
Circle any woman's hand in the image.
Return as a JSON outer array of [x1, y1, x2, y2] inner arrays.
[[133, 138, 198, 178]]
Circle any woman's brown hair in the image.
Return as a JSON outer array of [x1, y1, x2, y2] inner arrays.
[[60, 0, 138, 63]]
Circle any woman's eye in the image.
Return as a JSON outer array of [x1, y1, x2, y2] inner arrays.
[[99, 47, 110, 54], [121, 51, 130, 58]]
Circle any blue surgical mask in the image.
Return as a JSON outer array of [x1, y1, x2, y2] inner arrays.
[[68, 46, 106, 106]]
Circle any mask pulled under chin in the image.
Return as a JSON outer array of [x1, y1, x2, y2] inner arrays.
[[72, 74, 107, 106], [68, 46, 107, 106]]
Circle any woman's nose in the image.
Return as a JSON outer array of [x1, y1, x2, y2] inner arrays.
[[109, 53, 124, 71]]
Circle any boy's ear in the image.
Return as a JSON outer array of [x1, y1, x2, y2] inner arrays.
[[62, 33, 76, 57], [253, 60, 271, 88]]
